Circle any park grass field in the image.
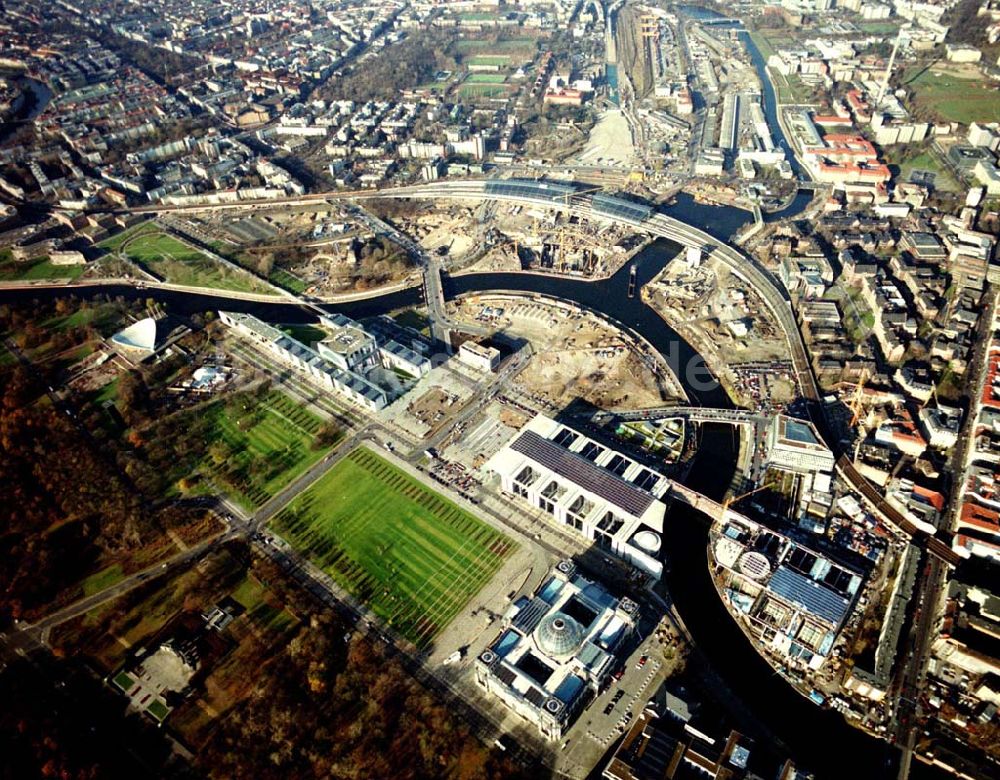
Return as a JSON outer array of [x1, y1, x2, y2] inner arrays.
[[902, 67, 1000, 125], [97, 220, 156, 252], [273, 447, 516, 647], [112, 227, 275, 295], [0, 256, 86, 282], [81, 564, 124, 597], [190, 390, 334, 509], [269, 267, 307, 294]]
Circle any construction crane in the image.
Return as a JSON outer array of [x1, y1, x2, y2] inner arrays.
[[723, 481, 776, 512], [919, 380, 940, 410], [848, 369, 869, 428], [556, 226, 606, 273]]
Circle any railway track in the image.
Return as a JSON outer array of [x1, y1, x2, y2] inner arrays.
[[836, 455, 961, 567]]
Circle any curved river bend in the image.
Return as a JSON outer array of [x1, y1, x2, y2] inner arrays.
[[0, 240, 903, 778]]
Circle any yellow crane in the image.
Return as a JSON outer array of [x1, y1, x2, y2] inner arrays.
[[848, 369, 869, 428], [723, 481, 776, 512]]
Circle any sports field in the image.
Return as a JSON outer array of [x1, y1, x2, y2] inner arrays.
[[467, 72, 506, 84], [273, 447, 516, 647], [268, 268, 307, 294], [193, 390, 335, 508], [454, 38, 537, 52], [109, 226, 275, 295], [459, 83, 510, 99], [468, 55, 510, 67]]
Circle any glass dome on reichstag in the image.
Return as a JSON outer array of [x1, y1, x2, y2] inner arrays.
[[536, 612, 585, 657]]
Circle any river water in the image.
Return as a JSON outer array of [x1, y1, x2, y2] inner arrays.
[[0, 28, 929, 771], [0, 238, 903, 777]]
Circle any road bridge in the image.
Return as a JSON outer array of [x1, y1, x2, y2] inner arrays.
[[372, 178, 819, 406]]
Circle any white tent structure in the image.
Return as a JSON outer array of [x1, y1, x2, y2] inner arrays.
[[111, 317, 159, 354]]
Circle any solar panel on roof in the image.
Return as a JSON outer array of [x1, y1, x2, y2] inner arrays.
[[769, 565, 850, 625], [511, 431, 654, 517], [512, 596, 549, 633]]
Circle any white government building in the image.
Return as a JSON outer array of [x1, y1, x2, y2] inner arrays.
[[219, 311, 389, 410], [487, 414, 668, 580], [475, 559, 639, 740]]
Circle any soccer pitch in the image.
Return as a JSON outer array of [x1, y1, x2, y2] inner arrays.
[[273, 447, 516, 646]]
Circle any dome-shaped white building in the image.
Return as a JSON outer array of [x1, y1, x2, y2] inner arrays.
[[111, 317, 159, 355]]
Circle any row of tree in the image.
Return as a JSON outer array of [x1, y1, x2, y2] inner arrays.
[[202, 558, 538, 780]]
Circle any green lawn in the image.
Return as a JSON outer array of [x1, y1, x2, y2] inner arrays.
[[231, 576, 267, 611], [147, 700, 169, 721], [896, 149, 961, 192], [775, 73, 816, 105], [112, 671, 135, 691], [273, 447, 516, 647], [858, 21, 900, 34], [903, 67, 1000, 125], [748, 30, 779, 61], [269, 268, 307, 294], [392, 308, 431, 335], [468, 55, 510, 67], [454, 38, 537, 52], [82, 564, 124, 597], [42, 302, 127, 336], [280, 323, 328, 345], [0, 257, 86, 282], [97, 221, 156, 252], [114, 229, 276, 295], [466, 73, 507, 84], [190, 391, 333, 509], [94, 377, 120, 404]]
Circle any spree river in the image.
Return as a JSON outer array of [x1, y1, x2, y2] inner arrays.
[[0, 26, 916, 771], [0, 238, 905, 777]]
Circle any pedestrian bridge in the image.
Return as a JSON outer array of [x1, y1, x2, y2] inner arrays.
[[582, 405, 768, 427]]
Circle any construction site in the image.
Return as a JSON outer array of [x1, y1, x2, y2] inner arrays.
[[456, 199, 650, 278], [450, 292, 683, 412], [642, 252, 795, 408]]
